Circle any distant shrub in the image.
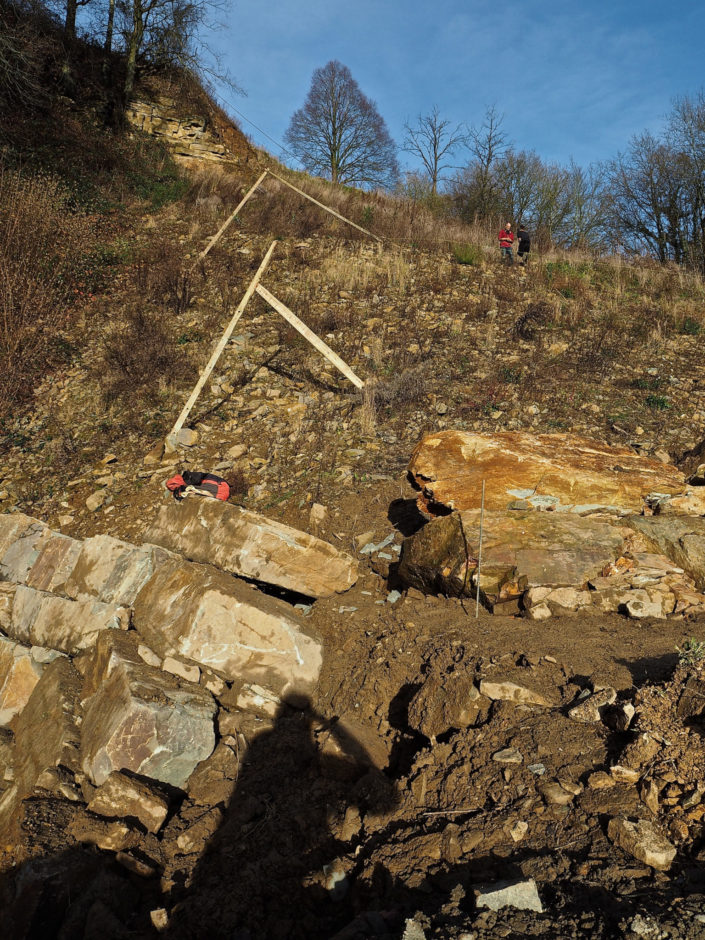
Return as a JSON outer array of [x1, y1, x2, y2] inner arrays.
[[681, 317, 702, 335], [645, 394, 670, 411], [513, 301, 552, 340], [453, 243, 482, 266]]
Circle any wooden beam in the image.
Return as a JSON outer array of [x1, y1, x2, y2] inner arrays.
[[195, 170, 269, 264], [255, 283, 364, 390], [267, 170, 382, 242], [167, 241, 278, 446]]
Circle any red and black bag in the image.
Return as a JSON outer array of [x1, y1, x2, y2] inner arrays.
[[166, 471, 230, 501]]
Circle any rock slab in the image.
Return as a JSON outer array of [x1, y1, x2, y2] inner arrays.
[[81, 632, 216, 789], [146, 498, 358, 598]]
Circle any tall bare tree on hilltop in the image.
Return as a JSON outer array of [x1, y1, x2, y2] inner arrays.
[[284, 60, 399, 189]]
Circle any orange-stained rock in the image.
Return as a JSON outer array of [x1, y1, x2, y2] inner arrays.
[[408, 431, 685, 516]]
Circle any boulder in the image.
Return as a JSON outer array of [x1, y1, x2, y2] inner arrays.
[[398, 510, 624, 603], [607, 817, 677, 871], [627, 516, 705, 591], [0, 636, 43, 726], [8, 585, 129, 654], [132, 556, 323, 697], [408, 674, 487, 740], [81, 631, 216, 788], [146, 498, 358, 598], [0, 657, 83, 835], [408, 431, 685, 515], [87, 771, 169, 833]]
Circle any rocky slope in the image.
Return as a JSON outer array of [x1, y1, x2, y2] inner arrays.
[[2, 115, 705, 938]]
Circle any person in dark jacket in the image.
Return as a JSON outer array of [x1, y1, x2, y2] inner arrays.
[[498, 223, 514, 264], [517, 225, 531, 266]]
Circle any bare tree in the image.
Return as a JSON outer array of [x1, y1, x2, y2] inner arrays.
[[609, 132, 687, 263], [466, 104, 508, 219], [116, 0, 236, 103], [402, 106, 466, 195], [284, 60, 399, 190], [669, 91, 705, 272]]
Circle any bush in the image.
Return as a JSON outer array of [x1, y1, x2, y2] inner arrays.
[[453, 243, 483, 266], [99, 305, 196, 406], [0, 169, 93, 415]]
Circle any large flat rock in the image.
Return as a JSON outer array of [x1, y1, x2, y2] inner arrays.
[[133, 556, 323, 697], [81, 632, 216, 788], [146, 499, 358, 598], [399, 510, 625, 601], [408, 431, 685, 515]]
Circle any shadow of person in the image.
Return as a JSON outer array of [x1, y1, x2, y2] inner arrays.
[[165, 697, 398, 940]]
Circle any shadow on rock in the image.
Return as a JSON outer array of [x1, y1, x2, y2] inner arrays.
[[165, 698, 398, 940]]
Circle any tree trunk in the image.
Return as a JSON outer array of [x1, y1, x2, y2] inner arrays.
[[104, 0, 115, 52], [124, 0, 144, 103], [64, 0, 77, 39]]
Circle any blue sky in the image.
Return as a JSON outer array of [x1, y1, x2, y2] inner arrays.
[[209, 1, 702, 177]]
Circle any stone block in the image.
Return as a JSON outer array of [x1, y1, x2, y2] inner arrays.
[[0, 658, 83, 832], [81, 631, 216, 788], [0, 636, 43, 726], [146, 499, 358, 598], [64, 535, 173, 607], [607, 816, 677, 870], [24, 532, 82, 594], [87, 771, 169, 833], [0, 515, 49, 583], [132, 556, 323, 698], [9, 585, 129, 654]]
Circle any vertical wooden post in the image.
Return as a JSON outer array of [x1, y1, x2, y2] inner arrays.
[[167, 241, 278, 448], [475, 479, 485, 618], [195, 170, 269, 264]]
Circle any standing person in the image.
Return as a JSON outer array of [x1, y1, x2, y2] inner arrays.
[[517, 224, 531, 266], [498, 222, 514, 264]]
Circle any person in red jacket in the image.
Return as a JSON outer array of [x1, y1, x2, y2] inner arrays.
[[498, 222, 514, 264]]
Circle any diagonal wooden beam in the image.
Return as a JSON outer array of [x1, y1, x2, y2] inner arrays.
[[267, 170, 382, 242], [195, 169, 269, 264], [256, 283, 364, 390], [167, 241, 278, 447]]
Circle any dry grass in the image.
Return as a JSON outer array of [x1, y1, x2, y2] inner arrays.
[[0, 169, 94, 415]]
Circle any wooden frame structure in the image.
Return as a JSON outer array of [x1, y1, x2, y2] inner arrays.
[[167, 241, 364, 447]]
